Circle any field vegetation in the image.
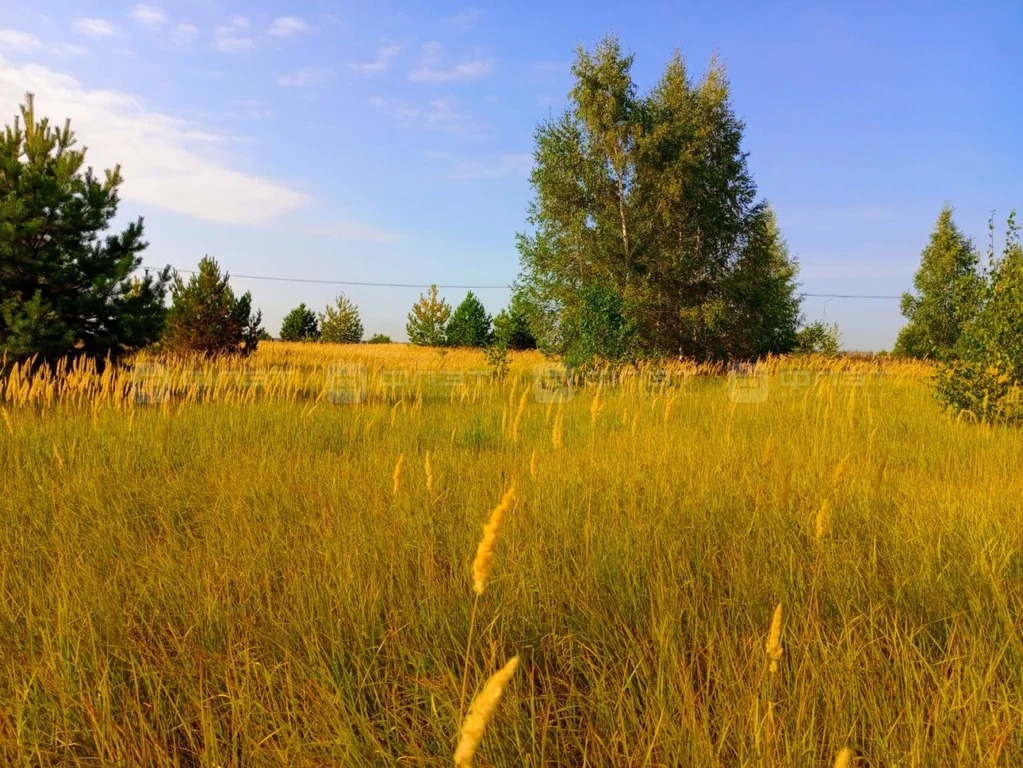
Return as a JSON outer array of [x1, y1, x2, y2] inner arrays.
[[2, 344, 1022, 766]]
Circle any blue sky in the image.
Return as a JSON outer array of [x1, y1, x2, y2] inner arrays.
[[1, 0, 1020, 349]]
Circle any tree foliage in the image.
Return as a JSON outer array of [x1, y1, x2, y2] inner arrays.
[[794, 321, 841, 356], [406, 285, 451, 346], [937, 212, 1023, 422], [366, 333, 392, 344], [319, 294, 364, 343], [280, 303, 320, 342], [0, 93, 169, 364], [894, 204, 983, 360], [445, 291, 492, 347], [516, 38, 801, 363], [163, 257, 263, 356], [493, 289, 538, 351]]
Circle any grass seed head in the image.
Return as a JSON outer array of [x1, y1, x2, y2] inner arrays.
[[815, 498, 832, 540], [392, 453, 405, 497], [454, 656, 520, 767], [472, 483, 516, 595], [766, 603, 783, 673], [833, 747, 853, 768]]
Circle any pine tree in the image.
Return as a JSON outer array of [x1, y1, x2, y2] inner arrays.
[[493, 290, 538, 350], [894, 204, 983, 360], [163, 256, 263, 355], [406, 285, 451, 346], [445, 292, 493, 347], [319, 294, 364, 343], [0, 93, 169, 363], [280, 303, 320, 341], [516, 39, 800, 363]]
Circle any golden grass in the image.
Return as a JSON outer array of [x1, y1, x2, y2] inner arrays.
[[0, 343, 1020, 765]]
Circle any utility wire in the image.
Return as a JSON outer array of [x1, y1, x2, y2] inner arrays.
[[146, 265, 903, 299]]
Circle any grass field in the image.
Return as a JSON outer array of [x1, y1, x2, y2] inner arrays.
[[1, 344, 1022, 766]]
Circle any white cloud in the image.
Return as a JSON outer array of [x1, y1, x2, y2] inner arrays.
[[409, 41, 492, 83], [74, 18, 117, 38], [231, 99, 273, 120], [348, 44, 402, 74], [213, 16, 253, 52], [0, 54, 310, 226], [0, 30, 86, 57], [0, 29, 42, 52], [370, 95, 486, 137], [275, 67, 331, 88], [452, 153, 532, 180], [305, 221, 405, 243], [52, 43, 89, 57], [443, 8, 482, 30], [130, 4, 166, 29], [171, 23, 198, 45], [269, 16, 308, 37]]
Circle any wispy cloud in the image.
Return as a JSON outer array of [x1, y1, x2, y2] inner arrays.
[[0, 53, 310, 225], [409, 41, 493, 83], [74, 18, 117, 38], [213, 16, 253, 52], [276, 67, 331, 88], [231, 99, 274, 120], [1, 28, 86, 57], [0, 29, 42, 52], [269, 16, 308, 37], [348, 44, 402, 74], [443, 8, 482, 30], [130, 4, 166, 29], [304, 220, 405, 243], [451, 153, 532, 180], [171, 23, 198, 45], [370, 96, 487, 138]]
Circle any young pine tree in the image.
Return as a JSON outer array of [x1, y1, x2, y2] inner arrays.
[[446, 292, 493, 347], [894, 204, 983, 360], [493, 290, 538, 350], [0, 93, 169, 363], [406, 285, 451, 346], [319, 294, 364, 343], [280, 303, 320, 341], [163, 257, 263, 355]]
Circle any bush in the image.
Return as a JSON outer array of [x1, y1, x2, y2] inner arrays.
[[794, 321, 841, 356], [366, 333, 392, 344]]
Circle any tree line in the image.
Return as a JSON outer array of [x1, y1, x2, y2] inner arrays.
[[2, 37, 1019, 420]]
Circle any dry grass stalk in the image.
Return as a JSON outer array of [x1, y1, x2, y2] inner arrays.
[[766, 603, 783, 673], [454, 656, 520, 767], [472, 483, 516, 595]]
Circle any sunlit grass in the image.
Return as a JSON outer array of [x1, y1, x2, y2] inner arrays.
[[1, 343, 1020, 765]]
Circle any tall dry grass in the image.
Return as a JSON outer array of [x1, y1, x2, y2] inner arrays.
[[0, 343, 1020, 765]]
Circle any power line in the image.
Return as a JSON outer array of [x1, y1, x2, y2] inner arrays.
[[147, 266, 508, 290], [800, 292, 901, 300], [146, 265, 903, 299]]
